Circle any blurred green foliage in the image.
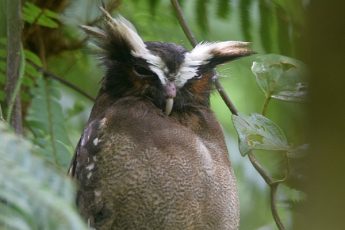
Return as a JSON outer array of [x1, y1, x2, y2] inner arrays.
[[0, 0, 308, 229], [0, 121, 87, 230]]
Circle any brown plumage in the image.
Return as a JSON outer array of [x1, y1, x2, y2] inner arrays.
[[69, 9, 253, 230]]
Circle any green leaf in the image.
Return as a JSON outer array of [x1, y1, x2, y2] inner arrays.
[[0, 37, 6, 83], [0, 121, 87, 230], [239, 0, 253, 41], [20, 91, 32, 102], [66, 101, 86, 118], [24, 49, 42, 67], [216, 0, 231, 19], [196, 0, 209, 32], [0, 91, 4, 101], [276, 6, 292, 56], [0, 61, 5, 76], [43, 8, 60, 20], [21, 75, 34, 87], [148, 0, 160, 16], [271, 0, 304, 27], [0, 37, 6, 46], [258, 0, 273, 53], [0, 49, 6, 58], [232, 113, 290, 156], [24, 64, 41, 79], [38, 16, 59, 28], [22, 50, 42, 93], [251, 54, 308, 102], [26, 78, 73, 171], [23, 2, 59, 28]]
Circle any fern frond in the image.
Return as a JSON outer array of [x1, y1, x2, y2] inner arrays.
[[26, 78, 73, 171], [0, 121, 87, 230]]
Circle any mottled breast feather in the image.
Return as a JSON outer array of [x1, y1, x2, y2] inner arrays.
[[72, 98, 239, 230]]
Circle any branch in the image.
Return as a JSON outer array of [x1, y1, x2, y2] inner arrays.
[[5, 0, 23, 134], [214, 76, 239, 116], [29, 61, 95, 101]]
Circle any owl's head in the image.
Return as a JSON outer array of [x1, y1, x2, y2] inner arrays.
[[83, 8, 253, 115]]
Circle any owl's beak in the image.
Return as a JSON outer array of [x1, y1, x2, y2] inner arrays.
[[164, 82, 176, 116], [165, 98, 174, 116]]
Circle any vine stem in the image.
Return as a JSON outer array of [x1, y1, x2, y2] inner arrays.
[[248, 152, 286, 230], [270, 184, 285, 230], [261, 96, 271, 116], [170, 0, 286, 229]]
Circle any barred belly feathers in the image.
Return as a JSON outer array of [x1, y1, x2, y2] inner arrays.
[[69, 8, 253, 230]]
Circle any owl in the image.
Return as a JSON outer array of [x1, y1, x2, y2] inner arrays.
[[69, 8, 253, 230]]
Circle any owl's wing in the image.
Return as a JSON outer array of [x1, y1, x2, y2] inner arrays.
[[68, 118, 104, 177], [67, 139, 79, 176]]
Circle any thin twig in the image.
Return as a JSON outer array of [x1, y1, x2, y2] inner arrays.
[[170, 0, 198, 47], [270, 184, 285, 230], [42, 68, 95, 101], [214, 76, 239, 116], [28, 61, 95, 101]]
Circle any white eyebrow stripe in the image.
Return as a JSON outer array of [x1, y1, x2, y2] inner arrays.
[[175, 41, 236, 87], [175, 65, 198, 88], [175, 42, 223, 87], [149, 64, 168, 85], [140, 52, 168, 85], [175, 52, 205, 88]]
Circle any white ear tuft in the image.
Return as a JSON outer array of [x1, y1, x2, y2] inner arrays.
[[100, 7, 148, 58], [99, 9, 166, 78], [80, 25, 106, 39], [176, 41, 253, 87], [188, 41, 252, 63]]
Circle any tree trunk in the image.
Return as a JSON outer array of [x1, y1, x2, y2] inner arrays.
[[5, 0, 23, 134]]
